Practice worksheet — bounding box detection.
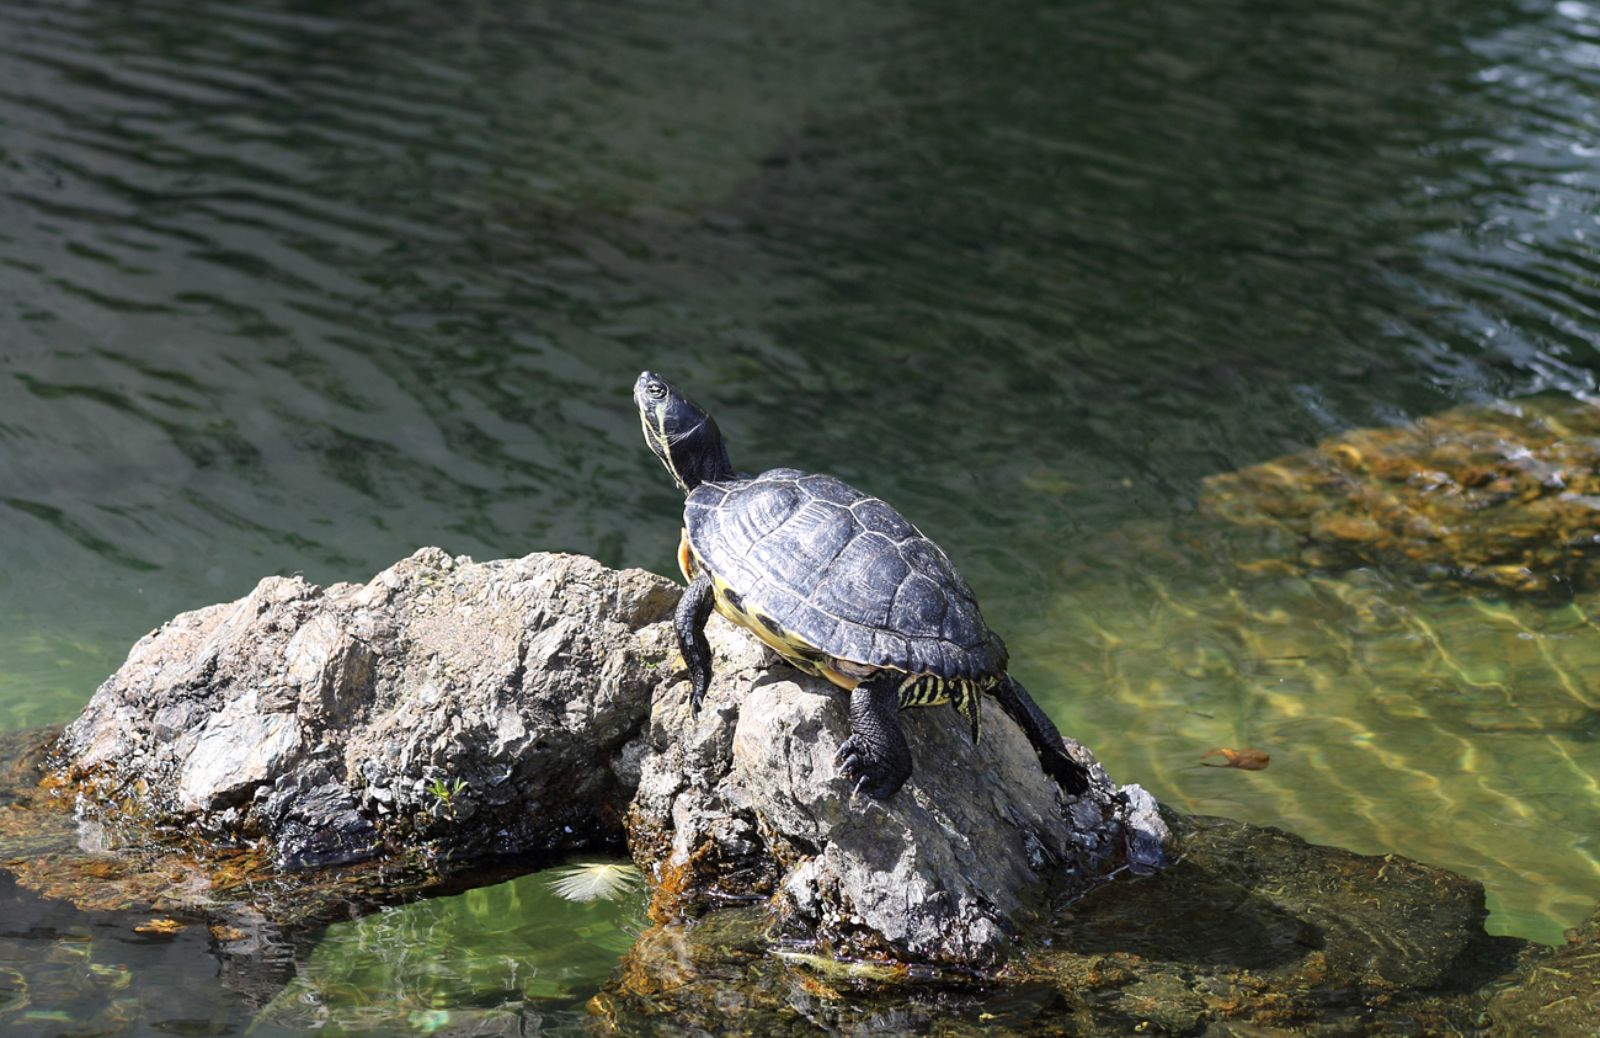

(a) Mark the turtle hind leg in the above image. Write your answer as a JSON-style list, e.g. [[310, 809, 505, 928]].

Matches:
[[992, 674, 1090, 795], [834, 672, 914, 801], [675, 572, 716, 714]]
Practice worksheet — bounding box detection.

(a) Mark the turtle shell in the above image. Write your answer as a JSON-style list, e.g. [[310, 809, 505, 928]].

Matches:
[[684, 468, 1007, 679]]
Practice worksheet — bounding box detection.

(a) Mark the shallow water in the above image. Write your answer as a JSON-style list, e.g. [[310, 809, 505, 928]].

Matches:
[[253, 866, 647, 1035], [3, 0, 1599, 1029]]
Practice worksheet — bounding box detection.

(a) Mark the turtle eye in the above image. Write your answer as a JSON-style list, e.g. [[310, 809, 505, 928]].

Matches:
[[646, 381, 666, 400]]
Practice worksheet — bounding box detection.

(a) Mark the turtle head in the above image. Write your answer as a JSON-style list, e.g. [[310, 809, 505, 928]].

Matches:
[[634, 371, 734, 494]]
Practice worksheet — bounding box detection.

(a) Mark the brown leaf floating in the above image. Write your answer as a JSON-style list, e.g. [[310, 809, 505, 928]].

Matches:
[[1200, 747, 1271, 770]]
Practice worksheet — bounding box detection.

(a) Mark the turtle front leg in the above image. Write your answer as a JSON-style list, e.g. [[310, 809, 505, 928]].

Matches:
[[676, 572, 716, 714], [834, 672, 914, 800]]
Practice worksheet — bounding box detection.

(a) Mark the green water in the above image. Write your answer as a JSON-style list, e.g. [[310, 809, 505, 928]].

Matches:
[[3, 0, 1599, 1029], [252, 866, 647, 1035]]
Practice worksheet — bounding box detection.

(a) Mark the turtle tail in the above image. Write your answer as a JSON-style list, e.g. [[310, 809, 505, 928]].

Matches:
[[991, 674, 1091, 796]]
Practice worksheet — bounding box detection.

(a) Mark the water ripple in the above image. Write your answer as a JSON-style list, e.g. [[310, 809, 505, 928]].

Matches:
[[1, 0, 1598, 956]]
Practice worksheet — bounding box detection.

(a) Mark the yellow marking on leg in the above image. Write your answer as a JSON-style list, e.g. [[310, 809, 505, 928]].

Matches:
[[897, 674, 955, 710], [951, 679, 983, 744]]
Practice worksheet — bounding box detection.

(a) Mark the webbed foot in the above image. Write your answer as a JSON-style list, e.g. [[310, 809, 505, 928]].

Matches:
[[835, 674, 914, 801], [834, 734, 913, 800]]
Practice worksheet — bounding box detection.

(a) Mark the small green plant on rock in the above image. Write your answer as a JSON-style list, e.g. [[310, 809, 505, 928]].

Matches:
[[426, 776, 469, 820]]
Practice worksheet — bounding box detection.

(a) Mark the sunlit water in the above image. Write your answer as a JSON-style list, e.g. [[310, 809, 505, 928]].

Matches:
[[3, 0, 1599, 1030]]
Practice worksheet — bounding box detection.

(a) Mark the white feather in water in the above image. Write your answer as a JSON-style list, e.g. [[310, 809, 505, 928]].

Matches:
[[547, 862, 644, 903]]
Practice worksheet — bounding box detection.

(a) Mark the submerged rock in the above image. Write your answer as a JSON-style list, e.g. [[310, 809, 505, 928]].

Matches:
[[58, 548, 680, 872], [1201, 395, 1600, 594], [1488, 902, 1600, 1036], [593, 815, 1544, 1037]]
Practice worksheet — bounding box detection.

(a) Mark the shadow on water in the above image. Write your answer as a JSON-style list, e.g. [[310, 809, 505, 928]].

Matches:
[[0, 869, 298, 1037], [0, 862, 650, 1038], [1050, 859, 1324, 971]]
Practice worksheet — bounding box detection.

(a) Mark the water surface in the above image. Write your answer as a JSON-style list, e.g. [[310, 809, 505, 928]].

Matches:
[[3, 0, 1599, 1030]]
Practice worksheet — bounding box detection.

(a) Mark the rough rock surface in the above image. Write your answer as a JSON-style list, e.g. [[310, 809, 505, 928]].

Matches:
[[50, 548, 1164, 969], [59, 548, 680, 870], [45, 544, 1169, 968], [7, 710, 1595, 1038], [626, 612, 1170, 967]]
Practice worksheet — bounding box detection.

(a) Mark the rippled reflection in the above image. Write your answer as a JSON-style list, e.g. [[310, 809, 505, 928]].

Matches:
[[2, 0, 1599, 1021]]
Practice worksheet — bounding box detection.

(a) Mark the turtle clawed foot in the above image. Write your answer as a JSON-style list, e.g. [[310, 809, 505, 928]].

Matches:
[[833, 735, 911, 802], [688, 679, 707, 716], [1047, 750, 1091, 796]]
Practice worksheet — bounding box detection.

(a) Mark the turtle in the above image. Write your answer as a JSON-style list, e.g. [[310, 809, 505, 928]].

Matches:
[[634, 371, 1091, 800]]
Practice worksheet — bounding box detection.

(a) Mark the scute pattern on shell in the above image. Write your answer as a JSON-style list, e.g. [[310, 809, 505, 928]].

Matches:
[[685, 468, 1007, 678]]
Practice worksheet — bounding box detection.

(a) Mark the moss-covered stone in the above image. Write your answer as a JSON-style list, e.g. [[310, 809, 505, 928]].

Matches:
[[1488, 903, 1600, 1036], [1201, 396, 1600, 594]]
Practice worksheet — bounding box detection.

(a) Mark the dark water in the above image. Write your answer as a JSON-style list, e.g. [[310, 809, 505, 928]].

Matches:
[[3, 0, 1599, 1031]]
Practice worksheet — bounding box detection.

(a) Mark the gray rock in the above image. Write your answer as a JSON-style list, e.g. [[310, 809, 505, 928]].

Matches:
[[177, 703, 302, 813], [57, 547, 1163, 966], [60, 548, 680, 870], [626, 612, 1170, 967]]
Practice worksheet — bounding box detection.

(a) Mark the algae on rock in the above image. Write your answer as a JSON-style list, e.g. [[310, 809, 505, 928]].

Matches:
[[1201, 395, 1600, 594]]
